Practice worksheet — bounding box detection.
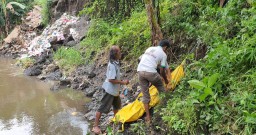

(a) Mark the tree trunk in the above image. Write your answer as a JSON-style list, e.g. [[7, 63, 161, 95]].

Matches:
[[122, 0, 125, 15], [219, 0, 225, 7], [115, 0, 119, 14], [156, 0, 160, 26], [144, 0, 163, 46]]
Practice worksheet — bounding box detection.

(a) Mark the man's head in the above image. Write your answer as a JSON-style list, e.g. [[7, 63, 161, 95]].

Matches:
[[158, 40, 171, 51], [109, 46, 121, 61]]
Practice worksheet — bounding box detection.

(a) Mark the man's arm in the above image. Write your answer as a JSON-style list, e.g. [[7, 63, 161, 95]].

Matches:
[[165, 61, 171, 82], [160, 54, 169, 84], [160, 67, 168, 84], [109, 79, 129, 85]]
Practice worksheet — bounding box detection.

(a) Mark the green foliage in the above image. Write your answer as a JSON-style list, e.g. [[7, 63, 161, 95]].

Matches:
[[130, 121, 147, 135], [158, 0, 256, 134], [34, 0, 51, 25], [80, 19, 111, 62], [106, 126, 113, 135], [0, 0, 34, 37], [53, 47, 84, 72], [161, 96, 197, 134], [80, 10, 150, 64], [188, 73, 219, 102], [8, 2, 26, 10], [79, 0, 148, 64], [79, 0, 144, 22], [0, 0, 29, 20], [109, 11, 150, 61]]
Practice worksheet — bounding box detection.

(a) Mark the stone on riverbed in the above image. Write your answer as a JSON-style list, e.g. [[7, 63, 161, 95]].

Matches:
[[24, 65, 42, 76]]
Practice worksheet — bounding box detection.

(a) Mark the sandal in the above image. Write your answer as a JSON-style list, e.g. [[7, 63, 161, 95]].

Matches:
[[92, 126, 102, 134]]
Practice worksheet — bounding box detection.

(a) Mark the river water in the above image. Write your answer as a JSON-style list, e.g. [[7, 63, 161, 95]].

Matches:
[[0, 58, 90, 135]]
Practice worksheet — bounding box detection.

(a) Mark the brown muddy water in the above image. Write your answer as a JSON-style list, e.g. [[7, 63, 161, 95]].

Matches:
[[0, 58, 90, 135]]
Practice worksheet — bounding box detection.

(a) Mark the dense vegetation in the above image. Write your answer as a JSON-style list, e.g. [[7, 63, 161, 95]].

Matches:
[[0, 0, 35, 38], [79, 0, 149, 64], [158, 1, 256, 134], [0, 0, 50, 41], [79, 0, 256, 134]]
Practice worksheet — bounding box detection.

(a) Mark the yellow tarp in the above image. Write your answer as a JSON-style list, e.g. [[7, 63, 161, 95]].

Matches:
[[113, 85, 160, 122], [113, 60, 185, 131], [167, 60, 185, 90]]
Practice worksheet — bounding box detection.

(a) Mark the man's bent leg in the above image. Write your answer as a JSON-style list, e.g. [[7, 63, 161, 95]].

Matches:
[[150, 73, 166, 92], [113, 96, 121, 116], [144, 103, 151, 123], [138, 71, 151, 122], [94, 111, 102, 127], [93, 91, 113, 134]]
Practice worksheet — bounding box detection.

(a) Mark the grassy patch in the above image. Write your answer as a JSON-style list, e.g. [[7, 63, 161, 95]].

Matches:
[[80, 19, 112, 63], [53, 47, 84, 73], [16, 57, 35, 68]]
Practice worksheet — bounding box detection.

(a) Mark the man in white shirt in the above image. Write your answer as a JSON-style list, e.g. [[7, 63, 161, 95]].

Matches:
[[137, 39, 171, 123]]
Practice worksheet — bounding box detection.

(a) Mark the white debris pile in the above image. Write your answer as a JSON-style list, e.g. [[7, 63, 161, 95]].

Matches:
[[27, 13, 80, 56], [27, 36, 51, 56], [1, 8, 90, 58], [42, 13, 80, 41]]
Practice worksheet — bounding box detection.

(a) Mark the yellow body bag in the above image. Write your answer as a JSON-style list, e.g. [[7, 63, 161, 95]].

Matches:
[[113, 85, 160, 131], [112, 60, 185, 132]]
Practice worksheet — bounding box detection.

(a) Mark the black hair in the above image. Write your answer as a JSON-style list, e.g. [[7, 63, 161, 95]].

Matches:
[[158, 40, 171, 48], [109, 46, 119, 63]]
